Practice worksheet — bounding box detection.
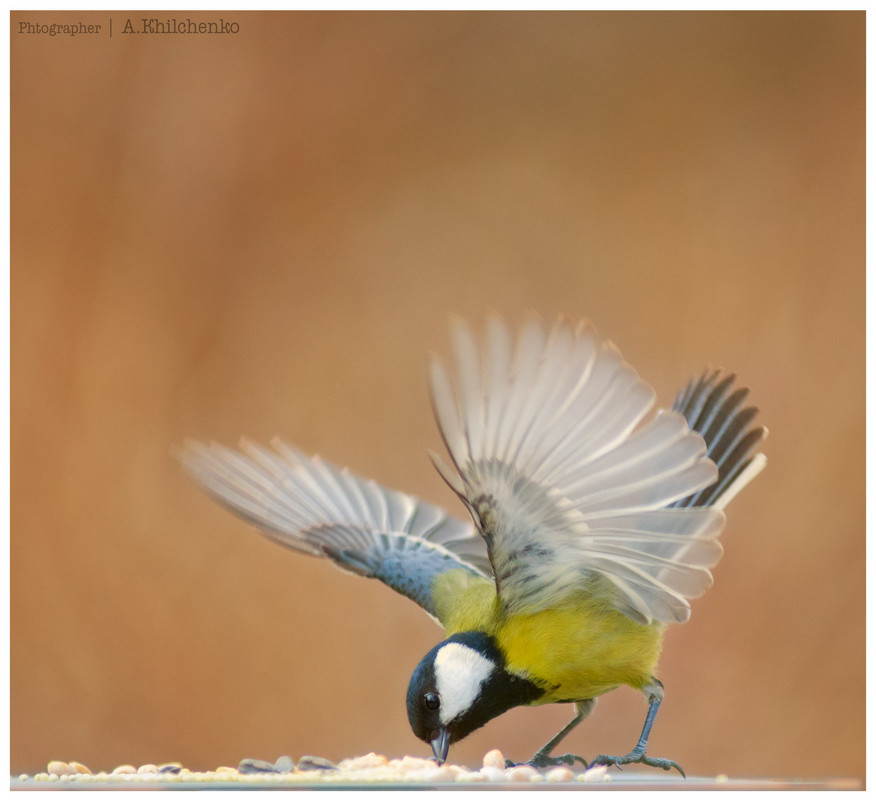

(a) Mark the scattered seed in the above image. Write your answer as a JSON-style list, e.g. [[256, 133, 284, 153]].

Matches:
[[505, 764, 539, 783], [339, 752, 388, 770], [427, 765, 460, 782], [545, 765, 575, 783], [455, 770, 488, 782], [238, 758, 277, 774], [481, 748, 505, 770], [579, 764, 610, 782], [25, 751, 633, 784], [480, 765, 506, 782], [390, 754, 436, 774], [296, 755, 337, 771], [274, 755, 295, 773]]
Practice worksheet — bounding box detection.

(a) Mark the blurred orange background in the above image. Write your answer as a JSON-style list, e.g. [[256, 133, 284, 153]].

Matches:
[[11, 11, 864, 781]]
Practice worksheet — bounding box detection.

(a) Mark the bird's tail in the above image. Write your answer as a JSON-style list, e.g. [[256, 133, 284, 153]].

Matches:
[[670, 370, 767, 510]]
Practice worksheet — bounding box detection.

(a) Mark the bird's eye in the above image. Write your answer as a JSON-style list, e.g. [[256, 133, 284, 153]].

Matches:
[[424, 692, 440, 711]]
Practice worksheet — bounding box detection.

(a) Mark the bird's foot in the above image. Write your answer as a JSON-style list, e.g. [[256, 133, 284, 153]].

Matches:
[[505, 751, 587, 769], [590, 749, 685, 778]]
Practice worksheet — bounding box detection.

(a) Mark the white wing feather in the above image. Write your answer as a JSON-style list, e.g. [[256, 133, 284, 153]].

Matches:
[[430, 316, 725, 625], [179, 439, 492, 620], [184, 316, 763, 629]]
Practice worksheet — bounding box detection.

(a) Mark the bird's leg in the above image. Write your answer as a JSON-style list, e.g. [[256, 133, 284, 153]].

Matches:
[[508, 698, 595, 768], [590, 678, 685, 777]]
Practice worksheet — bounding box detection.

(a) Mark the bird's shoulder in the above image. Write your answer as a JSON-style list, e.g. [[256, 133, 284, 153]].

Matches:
[[432, 569, 499, 636]]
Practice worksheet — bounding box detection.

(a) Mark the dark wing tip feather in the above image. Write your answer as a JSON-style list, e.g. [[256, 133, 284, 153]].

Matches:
[[672, 370, 766, 509]]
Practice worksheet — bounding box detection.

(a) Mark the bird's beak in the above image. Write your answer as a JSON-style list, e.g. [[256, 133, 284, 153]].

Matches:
[[430, 727, 451, 764]]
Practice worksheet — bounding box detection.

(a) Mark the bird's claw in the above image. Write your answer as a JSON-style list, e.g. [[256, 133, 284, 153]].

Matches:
[[591, 751, 685, 778]]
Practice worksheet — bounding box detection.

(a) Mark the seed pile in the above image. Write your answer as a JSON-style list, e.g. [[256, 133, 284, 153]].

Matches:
[[18, 749, 612, 785]]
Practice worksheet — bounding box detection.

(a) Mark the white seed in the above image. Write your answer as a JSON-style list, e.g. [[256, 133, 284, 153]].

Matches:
[[69, 761, 92, 775], [455, 770, 488, 782], [545, 766, 575, 783], [47, 761, 72, 776], [505, 764, 538, 782], [112, 764, 137, 774], [398, 755, 435, 772], [339, 752, 388, 770], [137, 764, 158, 775], [482, 748, 505, 770], [422, 764, 457, 782], [579, 764, 609, 782], [479, 765, 506, 782]]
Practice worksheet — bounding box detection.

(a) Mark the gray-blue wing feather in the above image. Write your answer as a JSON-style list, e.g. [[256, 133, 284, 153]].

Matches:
[[179, 439, 490, 622], [309, 525, 484, 613]]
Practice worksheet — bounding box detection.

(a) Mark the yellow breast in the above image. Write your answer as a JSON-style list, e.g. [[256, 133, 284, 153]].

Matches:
[[432, 569, 665, 703], [496, 600, 665, 702]]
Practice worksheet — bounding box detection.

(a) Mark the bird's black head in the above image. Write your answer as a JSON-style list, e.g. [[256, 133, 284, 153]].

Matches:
[[406, 631, 544, 763]]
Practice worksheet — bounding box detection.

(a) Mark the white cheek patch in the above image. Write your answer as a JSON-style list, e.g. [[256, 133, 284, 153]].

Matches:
[[433, 642, 494, 726]]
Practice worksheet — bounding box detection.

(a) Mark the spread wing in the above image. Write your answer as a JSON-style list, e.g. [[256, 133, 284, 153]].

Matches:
[[429, 316, 759, 625], [179, 439, 491, 623]]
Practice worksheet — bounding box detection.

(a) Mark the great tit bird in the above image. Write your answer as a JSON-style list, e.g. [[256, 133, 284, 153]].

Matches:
[[180, 316, 766, 774]]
